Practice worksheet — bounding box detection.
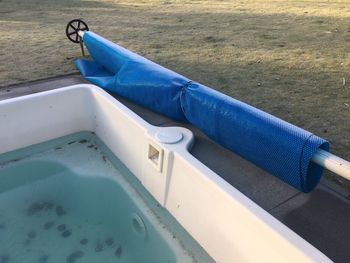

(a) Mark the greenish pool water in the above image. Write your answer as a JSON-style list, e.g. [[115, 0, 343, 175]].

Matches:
[[0, 132, 214, 263]]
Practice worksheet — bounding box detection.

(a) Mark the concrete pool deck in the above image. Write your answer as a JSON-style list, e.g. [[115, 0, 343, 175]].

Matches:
[[1, 75, 349, 262]]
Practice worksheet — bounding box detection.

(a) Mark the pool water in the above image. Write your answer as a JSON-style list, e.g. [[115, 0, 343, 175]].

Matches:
[[0, 132, 213, 263]]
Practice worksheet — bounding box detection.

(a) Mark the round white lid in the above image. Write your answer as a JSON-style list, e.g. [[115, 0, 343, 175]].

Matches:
[[155, 129, 183, 144]]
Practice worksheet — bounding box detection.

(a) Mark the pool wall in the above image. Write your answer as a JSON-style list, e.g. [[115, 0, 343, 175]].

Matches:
[[0, 84, 331, 262]]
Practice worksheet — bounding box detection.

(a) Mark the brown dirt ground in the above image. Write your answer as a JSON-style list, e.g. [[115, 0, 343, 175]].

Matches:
[[0, 0, 349, 186]]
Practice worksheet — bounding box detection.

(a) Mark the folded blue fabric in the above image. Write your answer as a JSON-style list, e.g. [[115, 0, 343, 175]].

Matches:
[[76, 32, 189, 122], [76, 31, 329, 192]]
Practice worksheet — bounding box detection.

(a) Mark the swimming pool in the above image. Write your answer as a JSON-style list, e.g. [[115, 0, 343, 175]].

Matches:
[[0, 132, 212, 262], [0, 84, 332, 262]]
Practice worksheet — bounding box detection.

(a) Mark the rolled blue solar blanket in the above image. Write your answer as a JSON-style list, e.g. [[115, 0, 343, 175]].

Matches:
[[76, 32, 329, 192], [181, 82, 329, 192]]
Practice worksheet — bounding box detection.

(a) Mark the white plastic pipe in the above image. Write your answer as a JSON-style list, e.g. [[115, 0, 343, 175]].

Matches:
[[78, 30, 85, 38], [76, 30, 350, 182], [312, 149, 350, 181]]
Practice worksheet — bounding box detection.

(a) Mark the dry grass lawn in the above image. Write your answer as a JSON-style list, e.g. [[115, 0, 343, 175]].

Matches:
[[1, 0, 349, 185]]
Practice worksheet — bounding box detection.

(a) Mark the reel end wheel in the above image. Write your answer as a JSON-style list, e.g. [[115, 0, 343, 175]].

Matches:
[[66, 19, 89, 56], [66, 19, 89, 43]]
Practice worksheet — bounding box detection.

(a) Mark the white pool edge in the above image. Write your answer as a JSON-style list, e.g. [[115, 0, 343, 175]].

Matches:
[[0, 84, 332, 263]]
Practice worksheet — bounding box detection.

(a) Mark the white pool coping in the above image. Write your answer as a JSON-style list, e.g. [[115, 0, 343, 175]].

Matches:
[[0, 84, 332, 262]]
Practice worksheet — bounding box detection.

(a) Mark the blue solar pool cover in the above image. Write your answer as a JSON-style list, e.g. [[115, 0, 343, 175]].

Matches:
[[76, 32, 329, 192]]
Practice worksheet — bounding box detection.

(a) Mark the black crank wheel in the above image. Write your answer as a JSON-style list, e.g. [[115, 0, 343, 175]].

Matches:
[[66, 19, 89, 43]]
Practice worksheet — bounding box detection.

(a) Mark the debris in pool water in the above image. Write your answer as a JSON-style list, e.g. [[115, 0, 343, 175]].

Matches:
[[57, 224, 66, 232], [80, 238, 88, 245], [43, 221, 55, 230], [43, 201, 54, 210], [26, 201, 54, 215], [95, 241, 104, 252], [0, 255, 10, 263], [27, 231, 37, 239], [62, 230, 72, 238], [68, 141, 76, 145], [55, 147, 62, 150], [38, 255, 49, 263], [94, 147, 98, 150], [55, 205, 66, 216], [79, 139, 88, 144], [66, 251, 84, 263], [87, 144, 94, 148], [102, 156, 107, 162], [104, 237, 114, 247], [23, 239, 31, 246], [115, 245, 122, 258]]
